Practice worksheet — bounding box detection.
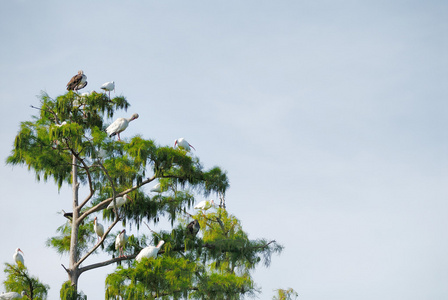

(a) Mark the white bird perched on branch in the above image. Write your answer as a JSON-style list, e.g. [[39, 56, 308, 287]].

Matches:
[[0, 291, 27, 299], [174, 138, 195, 152], [107, 194, 130, 210], [115, 229, 127, 258], [94, 217, 104, 243], [106, 114, 139, 141], [136, 240, 165, 262], [55, 121, 67, 127], [194, 200, 216, 211], [150, 183, 162, 193], [67, 70, 87, 91], [101, 81, 115, 98], [13, 248, 24, 266]]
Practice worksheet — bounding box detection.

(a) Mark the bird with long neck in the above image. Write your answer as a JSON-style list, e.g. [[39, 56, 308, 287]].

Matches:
[[135, 240, 165, 262], [101, 81, 115, 99], [174, 138, 196, 152], [13, 248, 24, 266], [106, 194, 130, 210], [106, 114, 139, 141], [115, 229, 127, 258], [94, 217, 104, 244], [194, 199, 215, 210]]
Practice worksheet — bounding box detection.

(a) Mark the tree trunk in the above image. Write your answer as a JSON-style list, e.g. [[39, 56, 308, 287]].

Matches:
[[68, 155, 80, 290]]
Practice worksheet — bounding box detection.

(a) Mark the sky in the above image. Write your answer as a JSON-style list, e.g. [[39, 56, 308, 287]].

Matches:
[[0, 0, 447, 299]]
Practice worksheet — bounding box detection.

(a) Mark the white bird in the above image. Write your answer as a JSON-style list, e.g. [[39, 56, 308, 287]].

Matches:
[[107, 194, 130, 210], [101, 81, 115, 98], [174, 138, 196, 152], [67, 70, 87, 91], [55, 121, 67, 127], [194, 200, 216, 210], [13, 248, 24, 266], [150, 183, 162, 193], [106, 114, 139, 141], [80, 90, 95, 97], [136, 240, 165, 262], [94, 217, 104, 243], [0, 291, 27, 299], [115, 229, 127, 257]]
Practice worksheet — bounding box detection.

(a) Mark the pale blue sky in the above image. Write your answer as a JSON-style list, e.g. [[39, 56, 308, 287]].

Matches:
[[1, 1, 447, 299]]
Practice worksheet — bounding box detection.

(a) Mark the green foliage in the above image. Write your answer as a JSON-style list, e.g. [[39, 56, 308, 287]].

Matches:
[[7, 91, 130, 189], [105, 210, 283, 299], [46, 217, 95, 256], [3, 263, 49, 300], [7, 89, 283, 299], [272, 288, 299, 300], [106, 256, 196, 299], [60, 281, 86, 300]]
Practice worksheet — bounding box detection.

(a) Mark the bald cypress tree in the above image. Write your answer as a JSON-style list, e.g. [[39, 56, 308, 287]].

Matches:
[[2, 263, 49, 299], [7, 88, 282, 299]]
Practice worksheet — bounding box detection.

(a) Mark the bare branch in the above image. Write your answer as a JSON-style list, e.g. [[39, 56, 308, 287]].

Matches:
[[76, 159, 95, 211], [143, 222, 162, 241], [77, 161, 119, 223], [75, 217, 121, 268], [79, 175, 156, 219], [78, 254, 138, 275], [30, 105, 60, 124], [61, 264, 69, 274]]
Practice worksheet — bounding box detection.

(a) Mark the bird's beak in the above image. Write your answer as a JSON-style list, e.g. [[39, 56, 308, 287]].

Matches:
[[189, 144, 196, 151], [19, 249, 24, 254], [174, 141, 178, 147]]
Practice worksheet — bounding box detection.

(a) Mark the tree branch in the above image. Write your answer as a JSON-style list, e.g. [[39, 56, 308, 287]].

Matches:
[[30, 105, 59, 124], [77, 160, 120, 223], [75, 154, 95, 211], [78, 254, 138, 275], [154, 240, 278, 256], [75, 217, 121, 268], [79, 175, 157, 219], [61, 263, 69, 274]]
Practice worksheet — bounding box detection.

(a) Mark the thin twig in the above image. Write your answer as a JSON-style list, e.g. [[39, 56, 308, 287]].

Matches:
[[30, 105, 59, 124]]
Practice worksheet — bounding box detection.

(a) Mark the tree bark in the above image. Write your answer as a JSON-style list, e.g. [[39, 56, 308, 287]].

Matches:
[[68, 155, 80, 290]]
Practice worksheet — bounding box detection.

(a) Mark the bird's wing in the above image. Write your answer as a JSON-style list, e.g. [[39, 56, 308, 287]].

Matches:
[[106, 118, 127, 136], [115, 235, 121, 248], [107, 197, 124, 209], [0, 292, 19, 299], [67, 74, 82, 90], [96, 224, 104, 236], [75, 81, 88, 90], [101, 82, 114, 90], [107, 197, 122, 209], [194, 201, 206, 209]]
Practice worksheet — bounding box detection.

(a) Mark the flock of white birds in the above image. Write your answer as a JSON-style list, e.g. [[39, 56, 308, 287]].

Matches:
[[3, 70, 219, 298]]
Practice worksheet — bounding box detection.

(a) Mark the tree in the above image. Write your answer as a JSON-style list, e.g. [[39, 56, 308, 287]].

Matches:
[[272, 288, 298, 300], [2, 263, 49, 299], [7, 88, 283, 298]]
